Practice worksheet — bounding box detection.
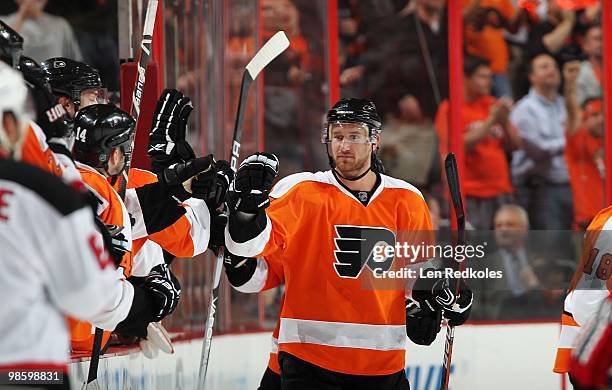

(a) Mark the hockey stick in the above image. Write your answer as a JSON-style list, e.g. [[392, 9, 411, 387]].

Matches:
[[197, 31, 289, 390], [85, 2, 159, 389], [117, 0, 159, 200], [439, 153, 465, 390]]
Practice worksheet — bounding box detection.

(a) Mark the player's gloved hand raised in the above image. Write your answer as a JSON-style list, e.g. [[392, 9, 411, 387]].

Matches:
[[192, 159, 234, 210], [412, 269, 473, 326], [148, 89, 195, 172], [405, 298, 442, 345], [142, 263, 182, 322], [157, 155, 214, 201], [228, 152, 279, 214]]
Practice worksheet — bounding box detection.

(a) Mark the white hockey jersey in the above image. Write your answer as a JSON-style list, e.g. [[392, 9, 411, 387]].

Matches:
[[0, 160, 133, 369]]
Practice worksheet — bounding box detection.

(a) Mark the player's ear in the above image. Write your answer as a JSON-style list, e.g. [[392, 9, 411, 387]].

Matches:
[[109, 147, 121, 165], [372, 134, 381, 152]]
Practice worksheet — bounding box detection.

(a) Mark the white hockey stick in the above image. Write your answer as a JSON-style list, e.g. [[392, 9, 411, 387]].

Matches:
[[197, 31, 289, 390], [117, 0, 158, 200]]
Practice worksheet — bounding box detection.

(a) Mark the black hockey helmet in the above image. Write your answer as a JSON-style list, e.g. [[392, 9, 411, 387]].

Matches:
[[322, 98, 385, 175], [322, 98, 382, 144], [0, 20, 23, 68], [72, 104, 135, 169], [18, 55, 72, 138], [40, 57, 107, 108]]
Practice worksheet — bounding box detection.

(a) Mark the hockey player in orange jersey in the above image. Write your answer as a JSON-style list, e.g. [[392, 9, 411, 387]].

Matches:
[[554, 205, 612, 386], [70, 103, 224, 353], [225, 98, 473, 389], [0, 62, 182, 379]]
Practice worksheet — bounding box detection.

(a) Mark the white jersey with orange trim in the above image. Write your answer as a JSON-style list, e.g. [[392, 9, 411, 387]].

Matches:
[[554, 206, 612, 373], [0, 160, 133, 369], [226, 170, 433, 376]]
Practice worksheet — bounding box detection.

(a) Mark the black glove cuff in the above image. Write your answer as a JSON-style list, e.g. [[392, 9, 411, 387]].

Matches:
[[228, 209, 268, 244], [223, 253, 258, 287], [114, 285, 155, 338]]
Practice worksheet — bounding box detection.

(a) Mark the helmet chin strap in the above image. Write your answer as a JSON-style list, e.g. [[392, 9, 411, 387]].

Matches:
[[328, 144, 376, 182]]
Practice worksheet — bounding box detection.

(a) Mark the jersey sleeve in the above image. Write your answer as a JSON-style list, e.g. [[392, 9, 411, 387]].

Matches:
[[20, 122, 63, 177], [225, 174, 308, 258], [230, 254, 285, 293], [85, 174, 134, 277], [44, 202, 134, 331], [125, 175, 211, 258]]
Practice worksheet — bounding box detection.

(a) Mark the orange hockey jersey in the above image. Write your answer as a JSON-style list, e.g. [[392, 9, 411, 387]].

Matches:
[[226, 170, 433, 375], [122, 168, 210, 271], [70, 162, 134, 352], [554, 205, 612, 373]]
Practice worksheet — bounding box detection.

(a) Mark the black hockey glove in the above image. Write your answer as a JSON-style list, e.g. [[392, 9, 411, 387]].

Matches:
[[157, 155, 214, 201], [412, 269, 473, 326], [19, 56, 72, 139], [105, 224, 130, 267], [148, 89, 195, 172], [405, 298, 442, 345], [208, 210, 228, 255], [228, 152, 279, 214], [91, 214, 128, 268], [192, 159, 234, 209], [223, 251, 258, 288], [142, 263, 182, 322]]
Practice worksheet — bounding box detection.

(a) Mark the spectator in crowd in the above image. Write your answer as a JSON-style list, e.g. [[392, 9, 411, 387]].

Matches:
[[475, 204, 541, 319], [1, 0, 82, 62], [525, 0, 576, 55], [342, 0, 448, 121], [510, 52, 573, 230], [262, 0, 310, 176], [435, 56, 521, 230], [565, 96, 604, 230], [576, 23, 602, 105], [462, 0, 525, 97], [512, 0, 577, 99]]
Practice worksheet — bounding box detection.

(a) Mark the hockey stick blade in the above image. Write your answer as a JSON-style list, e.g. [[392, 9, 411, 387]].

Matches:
[[245, 31, 290, 80], [444, 153, 465, 232], [230, 31, 289, 172]]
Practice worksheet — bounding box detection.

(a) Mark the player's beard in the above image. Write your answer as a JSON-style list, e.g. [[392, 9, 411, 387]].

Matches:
[[334, 151, 371, 180]]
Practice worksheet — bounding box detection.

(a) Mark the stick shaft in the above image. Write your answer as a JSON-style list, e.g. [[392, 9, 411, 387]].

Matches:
[[440, 153, 465, 390], [117, 0, 159, 199]]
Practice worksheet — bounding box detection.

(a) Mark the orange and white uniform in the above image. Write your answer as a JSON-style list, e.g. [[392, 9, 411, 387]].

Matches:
[[227, 254, 284, 374], [70, 161, 133, 352], [554, 205, 612, 373], [20, 121, 83, 185], [122, 168, 211, 276], [226, 170, 433, 375]]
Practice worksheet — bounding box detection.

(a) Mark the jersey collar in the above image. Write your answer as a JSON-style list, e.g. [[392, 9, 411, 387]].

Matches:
[[327, 170, 384, 207]]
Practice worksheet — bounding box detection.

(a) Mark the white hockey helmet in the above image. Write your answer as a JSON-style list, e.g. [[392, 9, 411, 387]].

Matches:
[[0, 61, 29, 159]]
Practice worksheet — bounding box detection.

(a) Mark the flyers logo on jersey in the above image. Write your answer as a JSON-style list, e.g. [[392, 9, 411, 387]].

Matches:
[[333, 225, 396, 278]]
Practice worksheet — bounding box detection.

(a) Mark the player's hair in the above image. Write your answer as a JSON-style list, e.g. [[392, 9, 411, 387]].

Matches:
[[463, 55, 490, 77]]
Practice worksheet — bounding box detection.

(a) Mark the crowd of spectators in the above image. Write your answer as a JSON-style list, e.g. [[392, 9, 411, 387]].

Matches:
[[2, 0, 604, 325], [339, 0, 604, 233], [338, 0, 604, 320]]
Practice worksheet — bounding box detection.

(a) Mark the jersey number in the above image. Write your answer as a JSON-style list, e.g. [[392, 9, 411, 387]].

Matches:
[[584, 248, 612, 281], [76, 126, 87, 143], [0, 189, 13, 222]]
